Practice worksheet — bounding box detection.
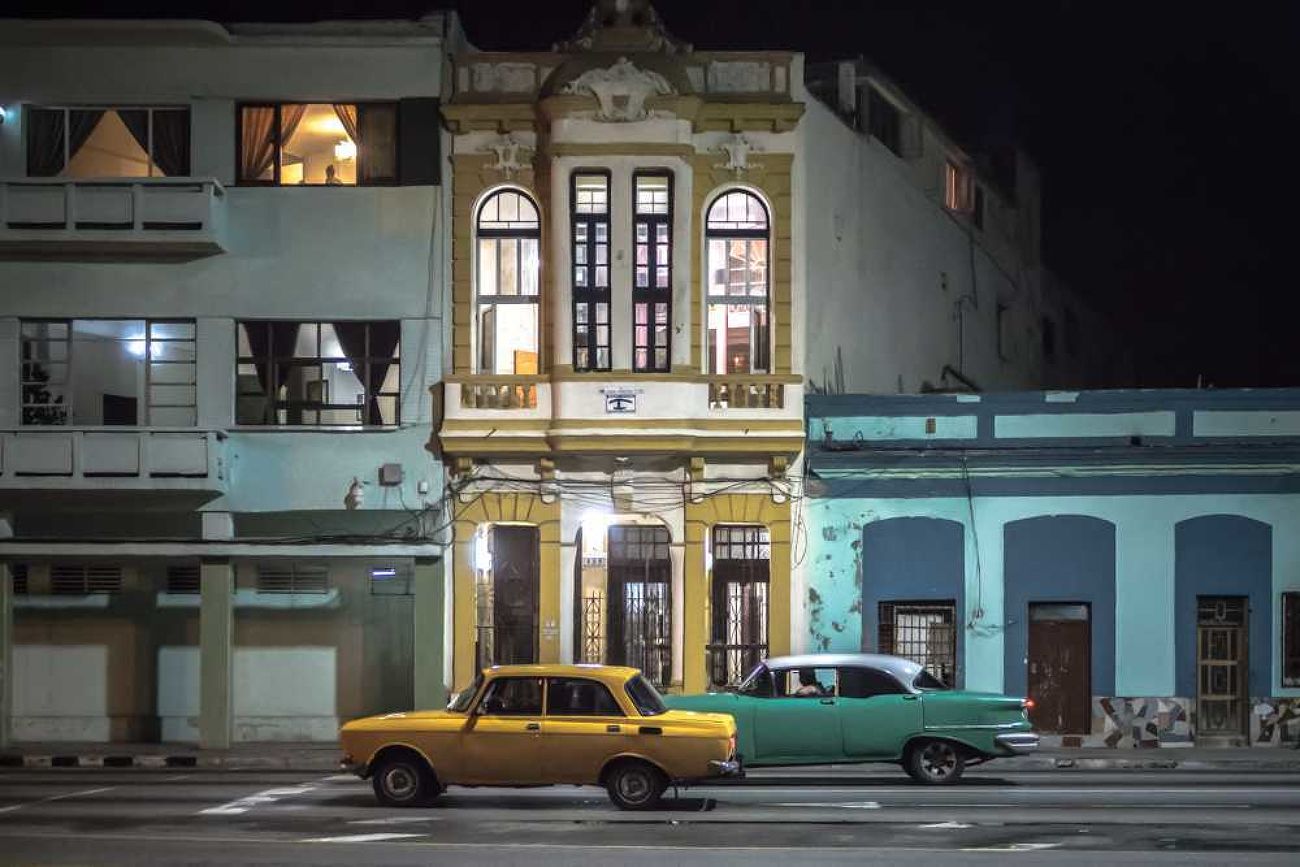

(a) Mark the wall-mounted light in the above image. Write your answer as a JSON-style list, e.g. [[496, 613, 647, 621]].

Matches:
[[0, 106, 8, 125], [334, 139, 356, 161]]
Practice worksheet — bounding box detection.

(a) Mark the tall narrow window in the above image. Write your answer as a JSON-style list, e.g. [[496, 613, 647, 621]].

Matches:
[[633, 172, 672, 372], [709, 525, 770, 688], [706, 190, 770, 375], [571, 172, 610, 371], [476, 189, 541, 375]]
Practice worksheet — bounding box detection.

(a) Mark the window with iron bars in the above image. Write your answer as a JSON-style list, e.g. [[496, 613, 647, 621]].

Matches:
[[606, 526, 672, 687], [572, 171, 611, 371], [878, 600, 958, 687], [256, 563, 329, 594], [51, 563, 123, 595], [633, 171, 672, 372], [709, 526, 770, 688]]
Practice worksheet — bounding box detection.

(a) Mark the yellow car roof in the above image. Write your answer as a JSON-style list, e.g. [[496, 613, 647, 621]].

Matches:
[[482, 663, 642, 681]]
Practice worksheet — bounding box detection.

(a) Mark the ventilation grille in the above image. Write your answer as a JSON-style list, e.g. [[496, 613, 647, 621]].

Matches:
[[51, 563, 123, 595], [11, 564, 28, 595], [166, 564, 201, 595], [257, 563, 329, 595]]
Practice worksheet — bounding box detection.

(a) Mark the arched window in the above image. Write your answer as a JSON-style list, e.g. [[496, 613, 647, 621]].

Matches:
[[476, 189, 540, 374], [705, 190, 769, 374]]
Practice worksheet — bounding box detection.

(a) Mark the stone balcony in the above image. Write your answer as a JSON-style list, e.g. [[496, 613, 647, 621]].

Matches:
[[0, 177, 228, 260], [0, 428, 227, 500], [439, 373, 804, 459]]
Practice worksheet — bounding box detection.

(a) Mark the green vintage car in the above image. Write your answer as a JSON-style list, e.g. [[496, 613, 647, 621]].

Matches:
[[665, 653, 1038, 784]]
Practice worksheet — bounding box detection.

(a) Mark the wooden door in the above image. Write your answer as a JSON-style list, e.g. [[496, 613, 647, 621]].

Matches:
[[1027, 603, 1091, 733], [488, 525, 539, 666]]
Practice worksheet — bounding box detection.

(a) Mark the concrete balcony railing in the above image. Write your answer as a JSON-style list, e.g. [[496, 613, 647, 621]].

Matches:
[[706, 376, 790, 410], [454, 375, 546, 410], [0, 428, 227, 494], [0, 177, 228, 260]]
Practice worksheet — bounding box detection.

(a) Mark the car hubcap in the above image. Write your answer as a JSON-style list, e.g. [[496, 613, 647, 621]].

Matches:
[[921, 743, 958, 779], [383, 765, 417, 800], [617, 770, 651, 803]]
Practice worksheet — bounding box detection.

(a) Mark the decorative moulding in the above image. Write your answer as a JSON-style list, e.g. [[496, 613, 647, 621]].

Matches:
[[559, 57, 675, 122], [481, 133, 534, 178]]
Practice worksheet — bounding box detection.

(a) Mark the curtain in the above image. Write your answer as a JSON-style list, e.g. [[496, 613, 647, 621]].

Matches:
[[358, 103, 398, 183], [279, 104, 307, 153], [118, 109, 150, 160], [151, 110, 191, 177], [243, 322, 302, 424], [334, 321, 400, 425], [25, 108, 65, 177], [239, 106, 277, 181], [67, 109, 105, 166], [332, 104, 359, 144]]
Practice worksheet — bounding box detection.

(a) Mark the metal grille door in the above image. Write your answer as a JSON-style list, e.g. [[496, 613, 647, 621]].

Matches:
[[1197, 596, 1247, 737], [709, 526, 770, 687], [607, 526, 672, 687], [475, 525, 540, 669]]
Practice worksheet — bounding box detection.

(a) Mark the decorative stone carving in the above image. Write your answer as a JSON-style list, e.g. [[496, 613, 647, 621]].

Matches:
[[706, 61, 772, 94], [560, 57, 675, 122], [482, 134, 533, 178], [471, 62, 538, 95], [557, 0, 690, 54], [714, 132, 759, 175]]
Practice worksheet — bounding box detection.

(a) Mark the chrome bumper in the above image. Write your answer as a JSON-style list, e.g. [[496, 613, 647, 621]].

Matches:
[[708, 758, 744, 777], [995, 732, 1041, 755]]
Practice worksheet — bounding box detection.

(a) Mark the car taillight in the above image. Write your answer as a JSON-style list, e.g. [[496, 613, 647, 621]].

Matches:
[[1022, 698, 1035, 710]]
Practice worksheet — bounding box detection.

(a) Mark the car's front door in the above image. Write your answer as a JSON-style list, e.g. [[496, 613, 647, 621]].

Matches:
[[541, 676, 631, 784], [751, 666, 842, 761], [837, 666, 922, 758], [459, 676, 546, 784]]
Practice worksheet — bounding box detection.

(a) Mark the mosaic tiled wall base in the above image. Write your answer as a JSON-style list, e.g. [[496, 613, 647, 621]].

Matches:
[[1251, 698, 1300, 747], [1094, 696, 1193, 747]]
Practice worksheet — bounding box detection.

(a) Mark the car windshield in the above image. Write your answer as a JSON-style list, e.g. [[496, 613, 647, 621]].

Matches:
[[624, 674, 668, 716], [736, 663, 771, 696], [447, 673, 484, 712], [913, 669, 950, 690]]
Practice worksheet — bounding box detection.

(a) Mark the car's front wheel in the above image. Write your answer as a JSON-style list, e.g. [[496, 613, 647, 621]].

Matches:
[[372, 752, 439, 807], [605, 760, 667, 810], [904, 739, 966, 785]]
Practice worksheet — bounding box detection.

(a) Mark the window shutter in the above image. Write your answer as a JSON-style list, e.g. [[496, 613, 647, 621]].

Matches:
[[257, 563, 329, 594], [398, 97, 442, 186], [166, 564, 201, 595], [51, 563, 123, 595]]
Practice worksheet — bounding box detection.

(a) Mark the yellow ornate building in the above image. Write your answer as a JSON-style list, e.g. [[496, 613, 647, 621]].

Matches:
[[438, 1, 805, 693]]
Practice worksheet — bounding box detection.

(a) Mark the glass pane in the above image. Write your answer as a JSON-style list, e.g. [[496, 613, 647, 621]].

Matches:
[[149, 363, 193, 384], [150, 321, 195, 340], [150, 385, 196, 407], [151, 406, 196, 426], [478, 239, 499, 296], [293, 323, 319, 357], [237, 323, 255, 357], [520, 239, 540, 295], [574, 173, 608, 214], [64, 110, 150, 179], [479, 303, 539, 374], [500, 238, 518, 295]]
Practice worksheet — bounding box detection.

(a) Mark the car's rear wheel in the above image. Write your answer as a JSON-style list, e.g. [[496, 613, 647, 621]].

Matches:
[[605, 760, 667, 810], [904, 739, 966, 785], [371, 752, 439, 807]]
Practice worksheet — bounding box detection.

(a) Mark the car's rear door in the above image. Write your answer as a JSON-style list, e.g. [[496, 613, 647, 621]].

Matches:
[[837, 666, 922, 759], [459, 676, 546, 784], [540, 676, 632, 784], [751, 666, 843, 761]]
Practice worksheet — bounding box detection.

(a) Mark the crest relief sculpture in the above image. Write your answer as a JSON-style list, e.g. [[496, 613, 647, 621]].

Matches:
[[559, 56, 676, 122]]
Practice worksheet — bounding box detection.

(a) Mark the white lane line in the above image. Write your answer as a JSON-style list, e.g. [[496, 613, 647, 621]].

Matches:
[[0, 786, 117, 815], [305, 833, 427, 843], [963, 843, 1061, 852], [765, 801, 881, 809], [349, 817, 438, 826], [320, 774, 357, 782], [920, 821, 974, 829], [198, 784, 317, 816]]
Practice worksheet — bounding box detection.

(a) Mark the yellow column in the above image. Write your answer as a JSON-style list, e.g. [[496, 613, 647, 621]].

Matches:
[[768, 512, 792, 658], [451, 517, 477, 692], [683, 515, 710, 694]]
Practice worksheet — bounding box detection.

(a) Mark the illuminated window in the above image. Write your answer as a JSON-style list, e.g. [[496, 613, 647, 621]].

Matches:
[[571, 172, 611, 371], [706, 190, 770, 375], [476, 189, 541, 375], [944, 161, 968, 212], [633, 172, 672, 372], [25, 106, 190, 178], [236, 102, 396, 186]]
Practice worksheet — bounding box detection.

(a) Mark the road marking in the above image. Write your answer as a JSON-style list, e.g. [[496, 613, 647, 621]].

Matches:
[[198, 784, 316, 816], [349, 816, 438, 826], [0, 785, 117, 815], [321, 774, 356, 782], [921, 821, 973, 829], [963, 842, 1061, 852], [765, 801, 881, 809], [305, 833, 427, 843]]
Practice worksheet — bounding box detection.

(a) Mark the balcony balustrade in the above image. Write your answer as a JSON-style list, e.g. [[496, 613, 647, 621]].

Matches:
[[0, 428, 227, 493], [0, 177, 228, 259], [706, 377, 786, 410]]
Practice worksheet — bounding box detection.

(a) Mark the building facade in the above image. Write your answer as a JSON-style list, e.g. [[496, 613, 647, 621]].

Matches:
[[804, 390, 1300, 747], [0, 15, 453, 747], [436, 0, 1112, 697]]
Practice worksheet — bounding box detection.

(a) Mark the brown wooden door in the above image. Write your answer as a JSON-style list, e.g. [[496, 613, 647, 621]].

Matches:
[[1027, 603, 1091, 733], [487, 525, 539, 666]]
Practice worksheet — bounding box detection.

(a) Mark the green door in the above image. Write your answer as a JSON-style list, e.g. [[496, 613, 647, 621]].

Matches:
[[837, 666, 923, 758], [752, 666, 841, 761]]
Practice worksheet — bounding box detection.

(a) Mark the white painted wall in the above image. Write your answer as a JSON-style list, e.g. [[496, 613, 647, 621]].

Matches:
[[13, 644, 110, 741]]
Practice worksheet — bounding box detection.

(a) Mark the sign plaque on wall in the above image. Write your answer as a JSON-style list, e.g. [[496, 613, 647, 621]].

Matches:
[[602, 387, 641, 415]]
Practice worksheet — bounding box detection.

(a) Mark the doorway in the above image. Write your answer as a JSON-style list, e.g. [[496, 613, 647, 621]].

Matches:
[[1027, 602, 1091, 733], [708, 526, 770, 688], [607, 526, 672, 687], [475, 525, 539, 669], [1196, 596, 1248, 738]]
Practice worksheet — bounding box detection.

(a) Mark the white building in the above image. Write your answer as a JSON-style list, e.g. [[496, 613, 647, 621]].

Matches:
[[0, 14, 454, 746]]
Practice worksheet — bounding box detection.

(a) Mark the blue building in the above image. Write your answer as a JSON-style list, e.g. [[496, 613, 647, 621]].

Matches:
[[802, 390, 1300, 747]]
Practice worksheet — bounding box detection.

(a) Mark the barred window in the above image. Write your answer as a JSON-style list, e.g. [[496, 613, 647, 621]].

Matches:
[[571, 172, 611, 371], [256, 563, 329, 594], [633, 172, 672, 372], [878, 600, 957, 687], [1284, 592, 1300, 688], [51, 563, 123, 595], [166, 564, 200, 595]]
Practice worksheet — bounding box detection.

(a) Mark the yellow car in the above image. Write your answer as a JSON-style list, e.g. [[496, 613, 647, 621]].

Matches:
[[340, 664, 741, 810]]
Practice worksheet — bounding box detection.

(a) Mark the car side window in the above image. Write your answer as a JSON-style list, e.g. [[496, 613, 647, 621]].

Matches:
[[545, 677, 624, 716], [737, 665, 775, 697], [838, 666, 908, 699], [778, 667, 836, 698], [477, 677, 543, 716]]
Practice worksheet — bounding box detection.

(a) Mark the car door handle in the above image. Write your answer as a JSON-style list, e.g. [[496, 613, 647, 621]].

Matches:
[[606, 724, 621, 733], [525, 722, 540, 731], [902, 694, 918, 701], [820, 698, 836, 705]]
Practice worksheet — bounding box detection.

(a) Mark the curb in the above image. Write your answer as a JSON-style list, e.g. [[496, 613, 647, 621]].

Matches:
[[0, 754, 340, 771]]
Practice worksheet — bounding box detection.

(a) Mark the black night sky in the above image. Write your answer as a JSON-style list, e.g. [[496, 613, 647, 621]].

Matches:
[[13, 1, 1299, 388]]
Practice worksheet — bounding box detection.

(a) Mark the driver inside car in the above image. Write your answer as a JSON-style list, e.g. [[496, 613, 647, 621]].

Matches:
[[793, 668, 824, 696]]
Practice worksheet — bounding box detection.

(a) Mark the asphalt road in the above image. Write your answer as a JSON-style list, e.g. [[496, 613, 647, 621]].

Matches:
[[2, 767, 1299, 865]]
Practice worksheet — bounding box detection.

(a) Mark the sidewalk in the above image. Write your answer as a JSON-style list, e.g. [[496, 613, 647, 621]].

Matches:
[[3, 742, 1299, 773]]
